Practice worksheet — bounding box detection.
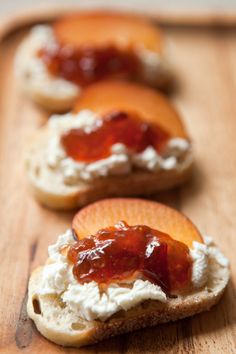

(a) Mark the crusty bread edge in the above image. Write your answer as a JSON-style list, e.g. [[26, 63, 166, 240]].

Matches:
[[27, 166, 192, 211], [27, 252, 229, 347], [22, 84, 78, 113]]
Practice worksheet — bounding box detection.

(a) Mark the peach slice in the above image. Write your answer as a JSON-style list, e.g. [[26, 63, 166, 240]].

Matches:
[[74, 81, 188, 138], [53, 11, 163, 53], [72, 198, 203, 248]]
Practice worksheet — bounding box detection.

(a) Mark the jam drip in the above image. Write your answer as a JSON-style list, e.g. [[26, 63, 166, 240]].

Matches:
[[61, 111, 170, 163], [68, 222, 192, 292], [38, 44, 140, 86]]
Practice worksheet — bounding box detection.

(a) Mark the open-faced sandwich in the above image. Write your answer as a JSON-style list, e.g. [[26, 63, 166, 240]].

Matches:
[[27, 198, 229, 347], [25, 81, 193, 210], [15, 11, 172, 111]]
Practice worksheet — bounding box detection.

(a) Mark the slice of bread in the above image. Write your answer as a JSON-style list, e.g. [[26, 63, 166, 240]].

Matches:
[[15, 12, 172, 112], [25, 127, 193, 210], [27, 248, 229, 347], [25, 81, 192, 210], [27, 199, 229, 347]]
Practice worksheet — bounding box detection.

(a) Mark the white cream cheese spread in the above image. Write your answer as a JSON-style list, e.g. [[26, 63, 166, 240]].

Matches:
[[46, 109, 192, 184], [35, 229, 228, 322], [15, 25, 79, 100], [62, 279, 167, 321], [190, 241, 209, 288]]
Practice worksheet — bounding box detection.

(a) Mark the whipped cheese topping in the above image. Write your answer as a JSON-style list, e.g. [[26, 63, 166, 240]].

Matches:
[[190, 241, 209, 288], [62, 279, 166, 321], [35, 229, 228, 322], [204, 236, 229, 267], [46, 110, 192, 184], [39, 230, 75, 295], [15, 25, 79, 99]]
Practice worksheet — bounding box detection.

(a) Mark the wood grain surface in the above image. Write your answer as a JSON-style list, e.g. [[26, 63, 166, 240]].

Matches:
[[0, 15, 236, 354]]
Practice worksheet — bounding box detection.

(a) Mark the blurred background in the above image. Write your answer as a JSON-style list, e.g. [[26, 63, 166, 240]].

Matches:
[[1, 0, 236, 19]]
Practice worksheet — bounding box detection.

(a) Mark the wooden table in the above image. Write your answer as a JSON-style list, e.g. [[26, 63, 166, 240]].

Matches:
[[0, 11, 235, 354]]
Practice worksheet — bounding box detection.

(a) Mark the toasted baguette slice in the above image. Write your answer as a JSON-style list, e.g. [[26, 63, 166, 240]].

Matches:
[[25, 127, 192, 210], [15, 12, 172, 112], [27, 199, 229, 347], [25, 82, 192, 210], [27, 248, 229, 347]]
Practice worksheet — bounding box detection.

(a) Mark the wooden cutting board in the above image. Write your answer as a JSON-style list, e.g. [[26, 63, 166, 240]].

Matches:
[[0, 10, 236, 354]]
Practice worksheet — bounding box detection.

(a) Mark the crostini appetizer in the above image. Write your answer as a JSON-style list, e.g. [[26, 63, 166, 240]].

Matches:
[[27, 198, 229, 347], [15, 11, 172, 111], [25, 81, 193, 210]]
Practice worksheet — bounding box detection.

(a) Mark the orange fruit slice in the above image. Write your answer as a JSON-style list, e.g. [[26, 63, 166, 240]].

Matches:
[[53, 11, 163, 53], [74, 81, 188, 138], [72, 198, 203, 248]]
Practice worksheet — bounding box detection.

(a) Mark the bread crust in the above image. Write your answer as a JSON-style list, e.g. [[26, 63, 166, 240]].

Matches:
[[25, 128, 193, 210], [23, 86, 78, 113], [27, 250, 229, 347]]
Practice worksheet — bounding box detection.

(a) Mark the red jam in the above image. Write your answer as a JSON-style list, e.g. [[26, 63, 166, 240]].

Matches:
[[68, 221, 192, 292], [61, 111, 170, 163], [38, 45, 140, 86]]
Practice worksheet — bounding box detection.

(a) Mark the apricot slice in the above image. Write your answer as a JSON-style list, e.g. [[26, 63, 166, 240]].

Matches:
[[53, 12, 163, 53], [72, 198, 203, 248], [74, 81, 188, 138]]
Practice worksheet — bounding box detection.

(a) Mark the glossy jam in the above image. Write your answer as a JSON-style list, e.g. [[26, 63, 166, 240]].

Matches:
[[68, 221, 192, 292], [61, 111, 170, 163], [38, 44, 140, 86]]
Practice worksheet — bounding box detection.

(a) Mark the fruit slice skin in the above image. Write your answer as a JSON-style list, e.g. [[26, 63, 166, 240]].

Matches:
[[74, 81, 188, 139], [72, 198, 203, 248], [53, 11, 163, 53]]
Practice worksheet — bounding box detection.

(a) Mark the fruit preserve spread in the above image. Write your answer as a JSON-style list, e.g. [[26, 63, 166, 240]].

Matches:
[[61, 111, 170, 163], [38, 45, 140, 86], [68, 221, 192, 292]]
